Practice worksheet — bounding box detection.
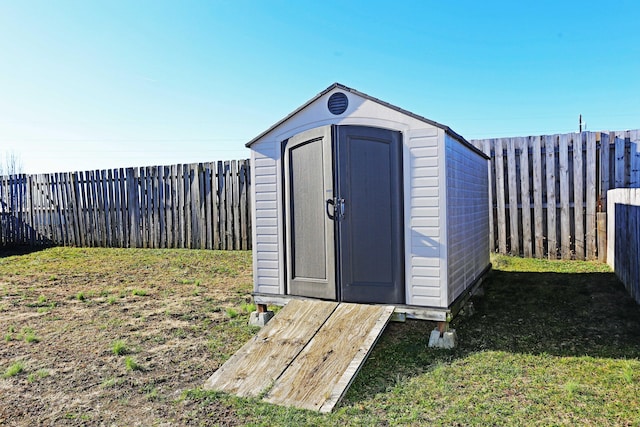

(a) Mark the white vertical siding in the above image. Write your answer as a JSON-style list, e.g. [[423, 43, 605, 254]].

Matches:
[[251, 141, 281, 295], [445, 135, 490, 305], [406, 129, 447, 307]]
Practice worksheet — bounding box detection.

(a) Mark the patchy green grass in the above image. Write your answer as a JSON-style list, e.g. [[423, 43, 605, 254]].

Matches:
[[124, 356, 141, 371], [184, 254, 640, 426], [225, 307, 239, 319], [1, 248, 638, 425], [111, 340, 129, 356], [4, 361, 25, 378], [131, 289, 148, 297], [27, 369, 50, 383]]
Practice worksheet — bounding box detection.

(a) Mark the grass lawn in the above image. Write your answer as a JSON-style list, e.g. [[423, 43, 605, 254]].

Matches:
[[1, 248, 639, 426]]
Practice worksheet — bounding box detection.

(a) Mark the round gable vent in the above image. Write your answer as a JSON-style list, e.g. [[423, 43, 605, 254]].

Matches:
[[327, 92, 348, 115]]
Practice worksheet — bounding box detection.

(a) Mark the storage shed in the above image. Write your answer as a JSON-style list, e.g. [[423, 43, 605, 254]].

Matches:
[[248, 83, 490, 323]]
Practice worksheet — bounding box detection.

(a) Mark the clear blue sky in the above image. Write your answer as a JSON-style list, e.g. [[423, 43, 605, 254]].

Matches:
[[1, 0, 638, 174]]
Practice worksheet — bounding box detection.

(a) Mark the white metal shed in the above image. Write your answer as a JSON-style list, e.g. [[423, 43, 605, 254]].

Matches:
[[247, 83, 490, 322]]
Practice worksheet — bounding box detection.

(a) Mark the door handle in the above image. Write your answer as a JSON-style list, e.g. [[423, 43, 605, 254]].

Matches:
[[338, 198, 345, 219], [326, 198, 336, 220]]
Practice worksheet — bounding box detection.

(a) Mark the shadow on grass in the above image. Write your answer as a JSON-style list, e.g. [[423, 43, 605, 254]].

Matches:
[[346, 267, 640, 402], [0, 244, 52, 258]]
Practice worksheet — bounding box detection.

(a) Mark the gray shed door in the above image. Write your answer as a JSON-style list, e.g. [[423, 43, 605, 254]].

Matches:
[[284, 126, 336, 299], [336, 126, 404, 304], [284, 125, 403, 304]]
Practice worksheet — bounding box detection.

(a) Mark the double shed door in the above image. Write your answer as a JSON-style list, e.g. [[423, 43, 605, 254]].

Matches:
[[284, 125, 404, 304]]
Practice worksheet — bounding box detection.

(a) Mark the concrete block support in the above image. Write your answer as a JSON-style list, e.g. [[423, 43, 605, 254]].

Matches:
[[428, 329, 458, 349], [249, 311, 274, 327]]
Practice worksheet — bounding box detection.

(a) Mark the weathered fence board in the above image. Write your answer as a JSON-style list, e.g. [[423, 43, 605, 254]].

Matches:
[[518, 137, 532, 257], [573, 133, 584, 260], [585, 133, 597, 260], [545, 135, 557, 258], [481, 140, 495, 253], [532, 135, 544, 258], [559, 134, 571, 260], [506, 138, 519, 256], [494, 138, 507, 253], [472, 129, 640, 259], [0, 160, 251, 250]]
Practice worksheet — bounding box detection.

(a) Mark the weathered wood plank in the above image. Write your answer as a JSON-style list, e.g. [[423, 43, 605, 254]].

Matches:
[[597, 212, 607, 263], [48, 174, 60, 244], [586, 132, 597, 259], [27, 174, 36, 245], [43, 174, 53, 243], [61, 173, 75, 246], [481, 140, 495, 252], [240, 160, 249, 250], [155, 166, 163, 248], [219, 161, 228, 250], [200, 164, 208, 248], [126, 168, 140, 248], [177, 164, 185, 248], [46, 174, 55, 243], [105, 170, 114, 247], [532, 135, 544, 258], [519, 137, 532, 257], [0, 176, 5, 245], [204, 163, 213, 249], [72, 172, 85, 247], [87, 171, 97, 246], [163, 165, 170, 247], [600, 133, 611, 210], [226, 161, 233, 250], [139, 167, 147, 248], [150, 166, 157, 248], [226, 161, 233, 249], [573, 133, 585, 260], [118, 168, 128, 247], [264, 303, 394, 412], [545, 135, 557, 258], [169, 164, 178, 248], [632, 138, 640, 188], [559, 134, 571, 259], [615, 134, 625, 189], [494, 139, 507, 254], [109, 169, 118, 247], [191, 163, 203, 248], [506, 138, 519, 255], [318, 304, 394, 413], [624, 131, 631, 188], [232, 160, 241, 250], [204, 300, 338, 397], [99, 170, 109, 247], [32, 175, 40, 244], [184, 164, 192, 249], [214, 161, 222, 249]]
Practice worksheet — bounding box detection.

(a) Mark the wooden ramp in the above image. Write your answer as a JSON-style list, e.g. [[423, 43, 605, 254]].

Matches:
[[204, 300, 394, 412]]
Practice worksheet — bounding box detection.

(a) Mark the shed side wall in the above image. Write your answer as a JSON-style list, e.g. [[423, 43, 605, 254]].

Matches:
[[251, 140, 282, 295], [406, 129, 447, 307], [445, 135, 490, 305]]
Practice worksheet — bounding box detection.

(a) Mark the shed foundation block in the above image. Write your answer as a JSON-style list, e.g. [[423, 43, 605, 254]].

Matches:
[[249, 311, 274, 327], [428, 328, 458, 349]]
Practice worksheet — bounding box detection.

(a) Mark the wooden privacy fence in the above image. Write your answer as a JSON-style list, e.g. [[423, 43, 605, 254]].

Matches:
[[0, 160, 251, 250], [471, 129, 640, 260]]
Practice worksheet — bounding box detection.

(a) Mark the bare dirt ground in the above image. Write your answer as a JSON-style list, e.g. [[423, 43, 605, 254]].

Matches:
[[0, 247, 255, 426]]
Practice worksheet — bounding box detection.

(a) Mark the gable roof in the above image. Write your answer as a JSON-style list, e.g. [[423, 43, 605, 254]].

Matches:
[[245, 82, 472, 151]]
